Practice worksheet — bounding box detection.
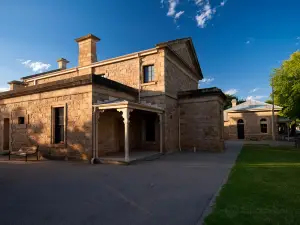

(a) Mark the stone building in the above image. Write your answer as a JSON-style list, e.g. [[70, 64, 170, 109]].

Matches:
[[0, 34, 226, 162], [224, 99, 285, 140]]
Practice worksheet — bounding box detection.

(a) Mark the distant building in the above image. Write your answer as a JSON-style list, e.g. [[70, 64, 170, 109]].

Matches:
[[224, 99, 286, 140], [0, 34, 226, 162]]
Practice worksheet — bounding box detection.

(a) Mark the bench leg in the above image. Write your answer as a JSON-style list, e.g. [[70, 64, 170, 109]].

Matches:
[[25, 154, 27, 162], [37, 152, 39, 161], [8, 153, 10, 161]]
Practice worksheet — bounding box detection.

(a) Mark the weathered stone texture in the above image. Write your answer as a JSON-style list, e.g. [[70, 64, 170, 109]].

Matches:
[[169, 42, 196, 72], [224, 111, 279, 140], [165, 54, 198, 97], [0, 85, 93, 157], [179, 96, 224, 152]]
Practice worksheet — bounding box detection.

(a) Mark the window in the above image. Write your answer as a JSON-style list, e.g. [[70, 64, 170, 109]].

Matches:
[[145, 116, 156, 142], [54, 107, 65, 144], [260, 118, 268, 133], [143, 65, 155, 83], [18, 117, 25, 125]]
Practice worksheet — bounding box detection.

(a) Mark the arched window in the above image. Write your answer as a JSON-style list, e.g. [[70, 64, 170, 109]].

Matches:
[[260, 119, 268, 133], [237, 119, 244, 124]]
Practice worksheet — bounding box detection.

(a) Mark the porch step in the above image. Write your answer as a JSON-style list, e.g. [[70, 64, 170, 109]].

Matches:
[[99, 153, 163, 165]]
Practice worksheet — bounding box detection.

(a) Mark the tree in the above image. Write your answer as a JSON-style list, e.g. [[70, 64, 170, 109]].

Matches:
[[271, 51, 300, 120], [265, 99, 273, 104], [224, 94, 246, 110]]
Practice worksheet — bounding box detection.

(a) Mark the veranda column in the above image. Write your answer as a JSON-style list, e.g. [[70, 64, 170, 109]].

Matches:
[[158, 113, 163, 153], [91, 107, 102, 164], [117, 108, 133, 162]]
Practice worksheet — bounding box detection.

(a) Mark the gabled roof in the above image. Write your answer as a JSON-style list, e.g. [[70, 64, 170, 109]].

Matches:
[[225, 100, 282, 112], [224, 100, 282, 121], [156, 37, 203, 79]]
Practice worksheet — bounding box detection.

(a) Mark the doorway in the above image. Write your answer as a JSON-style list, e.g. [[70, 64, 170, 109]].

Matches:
[[237, 119, 245, 139], [3, 118, 10, 150]]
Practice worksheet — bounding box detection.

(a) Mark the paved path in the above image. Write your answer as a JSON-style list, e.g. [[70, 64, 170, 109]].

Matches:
[[0, 141, 243, 225]]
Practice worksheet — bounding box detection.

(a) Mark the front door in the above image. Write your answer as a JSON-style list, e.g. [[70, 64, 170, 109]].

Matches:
[[3, 118, 10, 150], [237, 119, 245, 139]]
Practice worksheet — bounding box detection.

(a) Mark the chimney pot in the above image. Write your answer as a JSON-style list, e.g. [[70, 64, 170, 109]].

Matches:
[[231, 99, 237, 107], [57, 58, 69, 69]]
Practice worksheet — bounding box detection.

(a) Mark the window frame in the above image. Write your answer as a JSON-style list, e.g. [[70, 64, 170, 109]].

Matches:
[[51, 104, 67, 146], [18, 117, 25, 125], [143, 65, 155, 83], [260, 118, 268, 134]]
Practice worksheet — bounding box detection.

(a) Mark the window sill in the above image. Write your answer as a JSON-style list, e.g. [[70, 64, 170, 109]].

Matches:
[[16, 124, 27, 129], [49, 143, 67, 148], [141, 81, 158, 86]]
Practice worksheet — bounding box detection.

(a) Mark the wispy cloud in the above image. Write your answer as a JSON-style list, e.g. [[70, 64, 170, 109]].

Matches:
[[296, 37, 300, 46], [167, 0, 178, 16], [0, 87, 8, 92], [19, 59, 51, 73], [245, 37, 255, 45], [200, 77, 215, 84], [246, 95, 267, 101], [174, 10, 185, 20], [220, 0, 227, 6], [195, 0, 227, 28], [162, 0, 228, 28], [249, 88, 259, 93], [225, 89, 238, 95], [195, 1, 216, 28]]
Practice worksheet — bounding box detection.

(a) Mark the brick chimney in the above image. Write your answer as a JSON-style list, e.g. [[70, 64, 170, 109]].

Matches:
[[57, 58, 69, 69], [8, 80, 25, 91], [231, 99, 237, 107], [75, 34, 100, 67]]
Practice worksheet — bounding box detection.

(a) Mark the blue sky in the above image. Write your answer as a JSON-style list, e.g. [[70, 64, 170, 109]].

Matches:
[[0, 0, 300, 101]]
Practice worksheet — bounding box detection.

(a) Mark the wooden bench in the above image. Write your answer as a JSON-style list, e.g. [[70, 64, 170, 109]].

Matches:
[[8, 146, 40, 162]]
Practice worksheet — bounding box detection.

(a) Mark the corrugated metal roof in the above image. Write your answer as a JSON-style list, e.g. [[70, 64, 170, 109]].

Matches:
[[224, 100, 282, 121]]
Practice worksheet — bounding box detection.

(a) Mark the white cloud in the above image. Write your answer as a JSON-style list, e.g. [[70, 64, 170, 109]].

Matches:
[[246, 95, 267, 101], [225, 89, 238, 95], [195, 1, 216, 28], [296, 37, 300, 46], [245, 37, 255, 45], [249, 88, 259, 93], [167, 0, 178, 16], [195, 0, 205, 6], [174, 10, 185, 19], [19, 59, 51, 73], [0, 87, 8, 92], [220, 0, 227, 6], [200, 77, 215, 84]]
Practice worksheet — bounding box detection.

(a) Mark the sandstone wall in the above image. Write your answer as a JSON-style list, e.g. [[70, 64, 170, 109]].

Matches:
[[0, 85, 93, 158], [165, 52, 198, 97], [179, 96, 224, 152], [225, 111, 279, 140]]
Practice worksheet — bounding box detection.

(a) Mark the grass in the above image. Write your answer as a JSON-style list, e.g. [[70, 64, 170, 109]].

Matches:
[[204, 144, 300, 225]]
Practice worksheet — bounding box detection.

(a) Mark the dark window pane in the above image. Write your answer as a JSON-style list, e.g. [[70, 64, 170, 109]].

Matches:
[[18, 117, 25, 125], [143, 65, 154, 83], [54, 107, 64, 144]]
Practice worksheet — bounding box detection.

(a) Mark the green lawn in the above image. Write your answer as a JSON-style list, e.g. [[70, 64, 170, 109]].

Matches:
[[204, 144, 300, 225]]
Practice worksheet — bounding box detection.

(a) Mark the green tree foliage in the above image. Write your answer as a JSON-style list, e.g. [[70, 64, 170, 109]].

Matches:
[[265, 99, 273, 104], [224, 94, 246, 110], [272, 51, 300, 119]]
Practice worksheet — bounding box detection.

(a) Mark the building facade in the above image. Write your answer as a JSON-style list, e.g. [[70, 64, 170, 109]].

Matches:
[[0, 34, 225, 162], [224, 99, 282, 140]]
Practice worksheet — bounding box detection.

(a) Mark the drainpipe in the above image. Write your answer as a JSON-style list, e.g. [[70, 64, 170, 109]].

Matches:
[[138, 53, 142, 103], [178, 105, 182, 152]]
